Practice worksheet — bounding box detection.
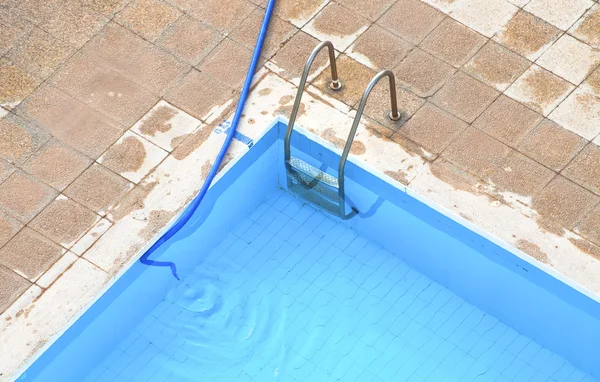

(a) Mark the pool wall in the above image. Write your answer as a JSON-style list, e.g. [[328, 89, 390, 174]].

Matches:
[[21, 119, 600, 380]]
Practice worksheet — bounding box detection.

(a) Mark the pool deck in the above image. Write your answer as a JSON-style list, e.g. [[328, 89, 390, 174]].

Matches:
[[1, 0, 600, 379]]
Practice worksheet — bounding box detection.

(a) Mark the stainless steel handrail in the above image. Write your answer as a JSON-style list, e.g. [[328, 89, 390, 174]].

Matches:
[[337, 70, 402, 218], [284, 41, 341, 163]]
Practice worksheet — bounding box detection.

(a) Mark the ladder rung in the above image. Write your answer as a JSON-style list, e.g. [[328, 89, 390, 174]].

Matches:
[[287, 157, 339, 188]]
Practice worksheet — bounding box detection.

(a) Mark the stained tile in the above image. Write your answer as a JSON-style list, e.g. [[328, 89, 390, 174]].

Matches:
[[196, 39, 253, 89], [525, 0, 594, 30], [271, 31, 328, 78], [494, 10, 561, 61], [273, 0, 328, 27], [23, 140, 92, 191], [99, 131, 168, 183], [30, 196, 100, 247], [116, 0, 182, 41], [64, 164, 132, 216], [165, 70, 237, 120], [158, 16, 223, 65], [505, 65, 574, 116], [394, 48, 455, 97], [563, 144, 600, 196], [570, 4, 600, 49], [6, 27, 75, 79], [17, 86, 122, 158], [518, 119, 587, 172], [0, 58, 41, 110], [488, 151, 555, 198], [449, 0, 518, 37], [347, 24, 412, 70], [576, 205, 600, 245], [230, 11, 297, 59], [0, 266, 30, 314], [131, 100, 202, 151], [313, 55, 376, 107], [421, 18, 486, 68], [338, 0, 396, 21], [583, 67, 600, 97], [0, 113, 50, 165], [0, 211, 22, 249], [431, 71, 499, 123], [304, 2, 370, 51], [378, 0, 445, 44], [0, 227, 64, 281], [122, 47, 189, 96], [38, 1, 108, 48], [443, 126, 511, 178], [170, 0, 256, 33], [473, 95, 543, 146], [549, 88, 600, 140], [464, 41, 531, 92], [0, 171, 57, 223], [80, 0, 131, 17], [533, 175, 599, 229], [0, 17, 32, 56], [537, 34, 600, 85], [396, 103, 468, 155]]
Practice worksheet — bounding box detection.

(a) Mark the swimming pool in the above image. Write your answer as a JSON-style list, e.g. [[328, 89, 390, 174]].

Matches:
[[19, 119, 600, 381]]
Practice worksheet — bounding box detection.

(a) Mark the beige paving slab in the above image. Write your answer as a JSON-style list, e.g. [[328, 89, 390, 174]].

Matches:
[[303, 2, 369, 51], [449, 0, 518, 37], [524, 0, 594, 30], [537, 34, 600, 85], [550, 87, 600, 140], [570, 4, 600, 49]]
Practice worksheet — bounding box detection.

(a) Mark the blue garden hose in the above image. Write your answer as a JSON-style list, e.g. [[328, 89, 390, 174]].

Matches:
[[140, 0, 277, 280]]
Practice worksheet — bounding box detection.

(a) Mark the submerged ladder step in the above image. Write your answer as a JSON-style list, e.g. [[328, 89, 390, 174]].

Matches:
[[287, 157, 339, 189]]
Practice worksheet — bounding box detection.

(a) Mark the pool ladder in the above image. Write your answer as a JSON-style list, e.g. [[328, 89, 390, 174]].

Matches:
[[284, 41, 402, 220]]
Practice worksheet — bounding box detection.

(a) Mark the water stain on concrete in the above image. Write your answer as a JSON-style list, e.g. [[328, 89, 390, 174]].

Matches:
[[172, 122, 215, 160], [139, 106, 177, 137], [200, 160, 212, 180], [569, 237, 600, 260], [111, 181, 157, 221], [516, 239, 550, 264], [384, 169, 409, 185], [102, 136, 146, 174], [575, 8, 600, 47], [522, 68, 571, 112], [321, 128, 366, 155], [258, 88, 272, 96], [139, 209, 176, 241]]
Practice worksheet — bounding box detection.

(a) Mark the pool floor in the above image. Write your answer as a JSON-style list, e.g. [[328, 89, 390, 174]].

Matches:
[[83, 189, 597, 382]]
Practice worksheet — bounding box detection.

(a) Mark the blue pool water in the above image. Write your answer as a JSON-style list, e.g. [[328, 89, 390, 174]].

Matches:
[[21, 120, 600, 381], [84, 189, 595, 382]]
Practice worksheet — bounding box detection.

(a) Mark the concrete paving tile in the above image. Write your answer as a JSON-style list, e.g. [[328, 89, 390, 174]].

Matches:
[[563, 144, 600, 196], [0, 266, 30, 314], [131, 100, 202, 151], [5, 27, 74, 80], [80, 22, 151, 72], [30, 195, 100, 248], [196, 39, 253, 89], [304, 2, 370, 51], [123, 46, 189, 96], [493, 10, 561, 61], [449, 0, 518, 37], [158, 16, 222, 65], [0, 58, 42, 110], [338, 0, 396, 21], [575, 205, 600, 246], [518, 119, 587, 172], [35, 251, 77, 288], [23, 140, 92, 191], [0, 107, 7, 118], [431, 71, 499, 123], [396, 103, 468, 155], [273, 0, 329, 27], [64, 164, 133, 216], [270, 31, 329, 78], [99, 131, 168, 184], [116, 0, 182, 41], [473, 95, 543, 146], [583, 66, 600, 96], [394, 48, 455, 97], [524, 0, 594, 30], [347, 25, 412, 71], [0, 227, 64, 281], [378, 0, 445, 44], [80, 0, 131, 17], [313, 55, 376, 107], [0, 211, 22, 250], [17, 86, 123, 159], [537, 34, 600, 85], [54, 56, 159, 127], [464, 41, 531, 92], [420, 18, 487, 68], [0, 16, 32, 56], [363, 82, 425, 132], [443, 126, 512, 178], [0, 159, 16, 184], [419, 0, 458, 12], [165, 69, 237, 120], [505, 65, 574, 116], [230, 11, 297, 60], [38, 0, 108, 48], [0, 113, 50, 165], [170, 0, 256, 33], [570, 4, 600, 49], [549, 88, 600, 140], [70, 218, 112, 256], [533, 175, 599, 229], [0, 171, 57, 223], [488, 150, 555, 197]]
